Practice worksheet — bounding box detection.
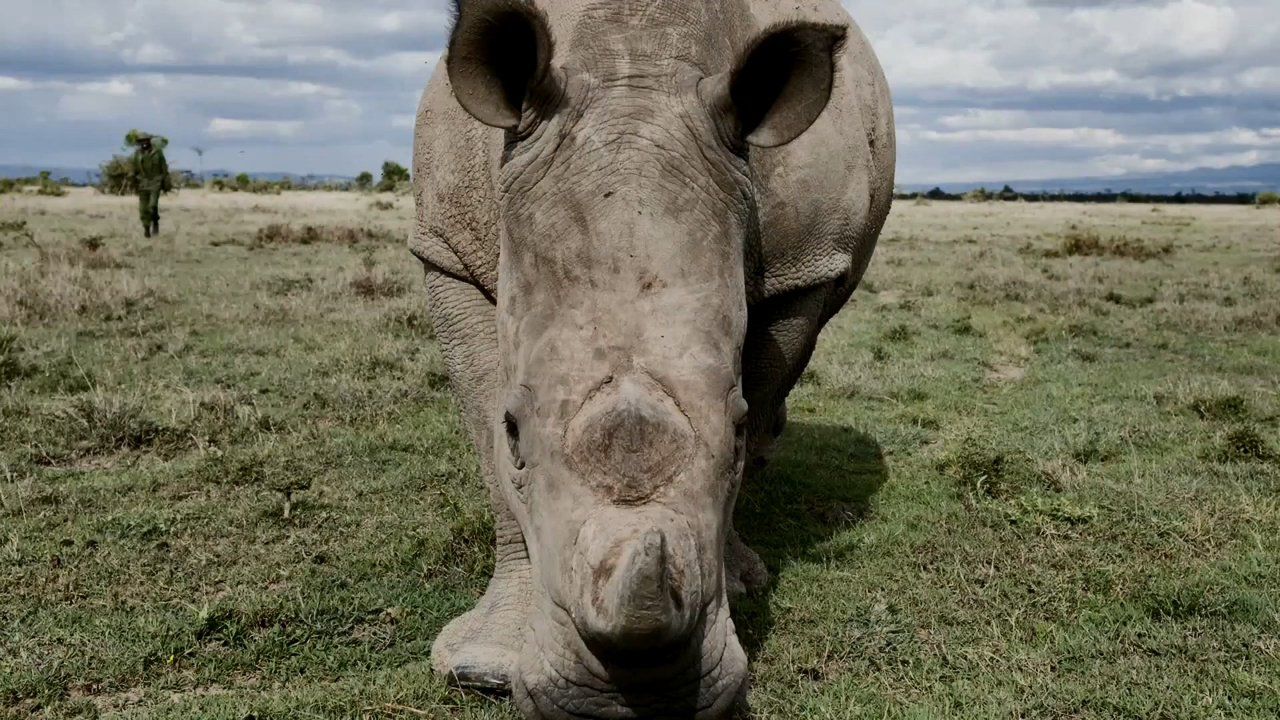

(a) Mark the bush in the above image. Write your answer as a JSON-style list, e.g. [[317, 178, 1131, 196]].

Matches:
[[98, 154, 138, 195], [1257, 191, 1279, 207], [375, 161, 410, 193]]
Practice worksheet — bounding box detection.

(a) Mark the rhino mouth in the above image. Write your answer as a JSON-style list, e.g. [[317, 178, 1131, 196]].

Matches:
[[514, 596, 749, 720]]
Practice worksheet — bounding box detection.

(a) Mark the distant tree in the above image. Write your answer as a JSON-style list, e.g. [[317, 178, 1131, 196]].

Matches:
[[962, 187, 993, 203], [35, 170, 67, 196], [377, 161, 410, 192], [355, 171, 374, 190], [191, 146, 205, 182], [235, 172, 251, 190]]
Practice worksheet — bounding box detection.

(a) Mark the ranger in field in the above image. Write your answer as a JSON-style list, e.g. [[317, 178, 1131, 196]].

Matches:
[[133, 134, 171, 237]]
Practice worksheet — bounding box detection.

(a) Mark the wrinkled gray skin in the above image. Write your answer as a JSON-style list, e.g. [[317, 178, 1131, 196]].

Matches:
[[410, 0, 894, 717]]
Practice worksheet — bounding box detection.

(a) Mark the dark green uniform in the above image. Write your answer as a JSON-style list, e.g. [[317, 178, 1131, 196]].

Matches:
[[133, 140, 170, 235]]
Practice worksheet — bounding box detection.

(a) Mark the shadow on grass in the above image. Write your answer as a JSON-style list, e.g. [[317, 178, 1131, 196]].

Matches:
[[731, 419, 889, 658]]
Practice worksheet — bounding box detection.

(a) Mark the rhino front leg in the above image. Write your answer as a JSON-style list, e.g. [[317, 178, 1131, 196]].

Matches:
[[728, 282, 840, 598], [422, 266, 530, 692]]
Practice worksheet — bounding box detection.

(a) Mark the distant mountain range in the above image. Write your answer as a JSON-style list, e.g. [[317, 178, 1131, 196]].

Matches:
[[3, 161, 1278, 195], [898, 163, 1280, 195]]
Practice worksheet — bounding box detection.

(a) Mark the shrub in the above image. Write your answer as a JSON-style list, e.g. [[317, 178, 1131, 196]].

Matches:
[[375, 161, 410, 193], [98, 153, 139, 195], [1036, 228, 1174, 261], [938, 435, 1038, 500], [1189, 394, 1250, 423], [1214, 426, 1277, 463], [1256, 191, 1279, 207], [350, 250, 408, 299]]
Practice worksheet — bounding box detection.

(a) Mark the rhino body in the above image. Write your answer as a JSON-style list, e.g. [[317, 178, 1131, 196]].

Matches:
[[411, 0, 894, 716]]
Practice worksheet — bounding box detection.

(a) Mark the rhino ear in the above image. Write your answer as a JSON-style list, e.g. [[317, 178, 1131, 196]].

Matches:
[[446, 0, 558, 130], [702, 21, 847, 149]]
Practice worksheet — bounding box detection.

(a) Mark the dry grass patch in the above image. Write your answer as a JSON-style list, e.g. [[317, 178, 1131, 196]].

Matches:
[[253, 223, 399, 247], [1031, 227, 1176, 260], [0, 241, 165, 325]]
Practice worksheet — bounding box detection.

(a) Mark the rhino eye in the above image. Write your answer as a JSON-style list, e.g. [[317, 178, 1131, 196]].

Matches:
[[504, 410, 526, 470]]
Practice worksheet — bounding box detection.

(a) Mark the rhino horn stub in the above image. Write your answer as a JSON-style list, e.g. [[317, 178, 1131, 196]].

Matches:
[[572, 515, 703, 655], [565, 376, 695, 504]]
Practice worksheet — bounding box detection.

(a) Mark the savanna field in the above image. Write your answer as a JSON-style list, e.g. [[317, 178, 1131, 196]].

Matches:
[[2, 188, 1278, 719]]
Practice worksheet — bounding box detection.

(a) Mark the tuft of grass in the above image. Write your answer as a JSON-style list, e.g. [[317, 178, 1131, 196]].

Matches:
[[937, 435, 1039, 500], [49, 392, 179, 458], [382, 307, 435, 339], [1213, 425, 1277, 463], [945, 314, 978, 336], [1035, 228, 1176, 260], [350, 252, 409, 300], [253, 223, 399, 247], [0, 219, 30, 234], [0, 329, 32, 385], [1103, 289, 1156, 308], [369, 199, 396, 211], [881, 322, 914, 343], [1190, 394, 1250, 422], [261, 273, 316, 296]]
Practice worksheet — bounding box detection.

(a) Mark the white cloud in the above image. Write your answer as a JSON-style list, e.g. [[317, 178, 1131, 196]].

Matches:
[[0, 76, 34, 90], [1072, 0, 1237, 59], [75, 79, 135, 96], [918, 127, 1128, 148], [207, 118, 305, 138]]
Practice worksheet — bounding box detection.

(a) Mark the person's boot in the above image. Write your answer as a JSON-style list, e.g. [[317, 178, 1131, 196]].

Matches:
[[152, 219, 159, 235], [143, 223, 151, 238]]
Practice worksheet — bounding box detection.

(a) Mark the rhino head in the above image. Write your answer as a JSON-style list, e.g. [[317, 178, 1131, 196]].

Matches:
[[442, 0, 847, 716]]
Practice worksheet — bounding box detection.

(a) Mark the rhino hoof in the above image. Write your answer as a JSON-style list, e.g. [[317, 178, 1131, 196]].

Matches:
[[725, 529, 769, 598], [438, 653, 515, 692]]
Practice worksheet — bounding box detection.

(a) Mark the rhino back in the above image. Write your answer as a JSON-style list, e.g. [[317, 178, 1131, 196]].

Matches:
[[411, 0, 894, 303]]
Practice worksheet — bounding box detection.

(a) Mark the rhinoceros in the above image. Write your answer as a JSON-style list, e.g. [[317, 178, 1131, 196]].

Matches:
[[410, 0, 894, 716]]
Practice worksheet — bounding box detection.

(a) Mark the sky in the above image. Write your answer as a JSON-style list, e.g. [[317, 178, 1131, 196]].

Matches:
[[0, 0, 1277, 183]]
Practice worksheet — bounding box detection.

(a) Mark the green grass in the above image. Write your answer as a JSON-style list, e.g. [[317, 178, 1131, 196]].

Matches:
[[2, 191, 1279, 719]]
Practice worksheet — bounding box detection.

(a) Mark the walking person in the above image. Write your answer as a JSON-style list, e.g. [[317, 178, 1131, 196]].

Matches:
[[133, 134, 171, 237]]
